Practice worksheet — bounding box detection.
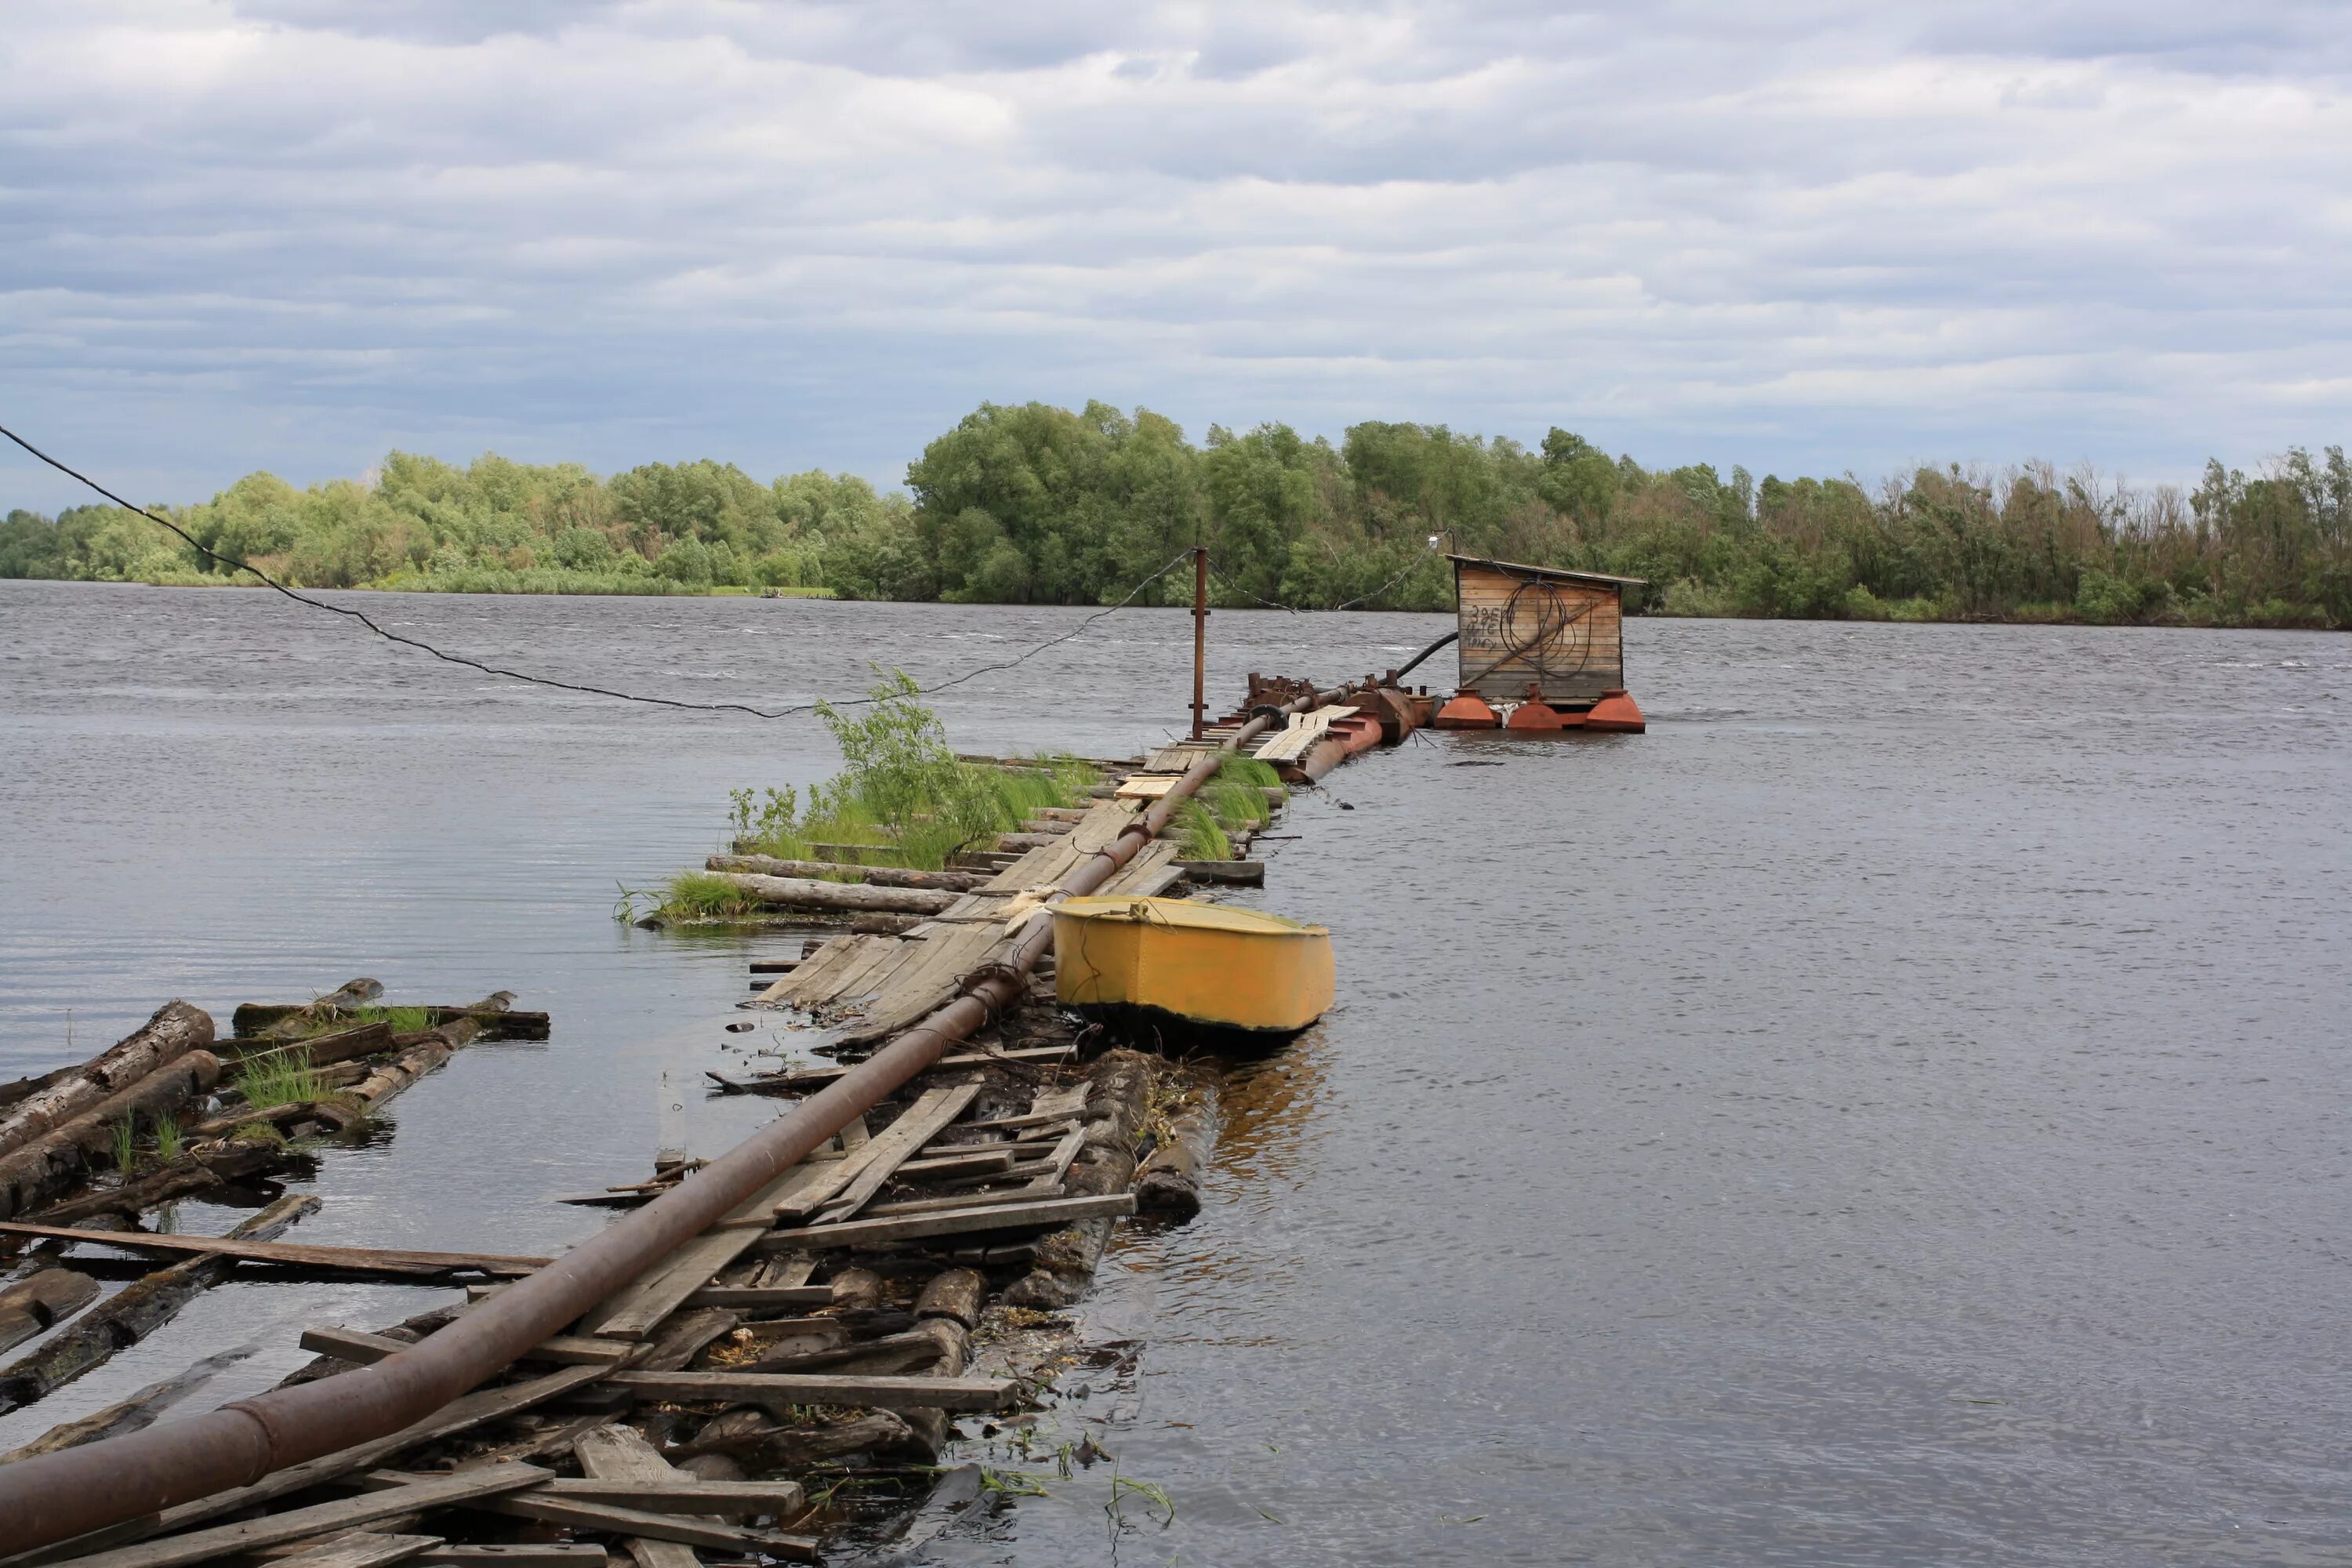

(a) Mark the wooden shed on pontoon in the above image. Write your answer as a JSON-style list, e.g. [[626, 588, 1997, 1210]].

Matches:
[[1444, 554, 1647, 716]]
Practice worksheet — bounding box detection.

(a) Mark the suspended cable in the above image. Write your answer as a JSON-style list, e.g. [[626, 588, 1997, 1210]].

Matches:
[[0, 420, 1192, 719]]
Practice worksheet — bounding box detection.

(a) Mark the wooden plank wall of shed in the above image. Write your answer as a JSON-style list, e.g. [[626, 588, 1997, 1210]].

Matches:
[[1454, 564, 1624, 702]]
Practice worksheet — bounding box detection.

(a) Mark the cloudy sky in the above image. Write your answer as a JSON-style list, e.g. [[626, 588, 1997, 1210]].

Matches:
[[4, 1, 2347, 510]]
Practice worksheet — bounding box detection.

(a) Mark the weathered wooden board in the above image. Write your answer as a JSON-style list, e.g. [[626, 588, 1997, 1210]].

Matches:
[[1251, 706, 1352, 763], [1099, 840, 1184, 896], [58, 1464, 548, 1568], [760, 1192, 1135, 1253], [0, 1223, 543, 1279], [1454, 558, 1624, 702], [606, 1370, 1013, 1414], [787, 1083, 982, 1224]]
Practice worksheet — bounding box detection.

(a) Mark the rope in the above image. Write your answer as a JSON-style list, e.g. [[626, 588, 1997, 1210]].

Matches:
[[0, 419, 1191, 720]]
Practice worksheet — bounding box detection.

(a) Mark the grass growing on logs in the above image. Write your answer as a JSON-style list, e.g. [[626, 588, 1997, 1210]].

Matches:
[[234, 1054, 328, 1110], [1171, 799, 1231, 862], [153, 1113, 183, 1164], [720, 672, 1097, 875], [345, 1005, 433, 1033], [644, 871, 770, 924], [110, 1117, 138, 1174]]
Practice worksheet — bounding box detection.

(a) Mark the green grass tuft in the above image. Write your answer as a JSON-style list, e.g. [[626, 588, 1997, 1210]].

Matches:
[[1204, 775, 1272, 833], [235, 1054, 327, 1110], [1216, 754, 1283, 791], [652, 870, 768, 924], [1171, 798, 1232, 861], [111, 1118, 138, 1174], [343, 1005, 432, 1034], [153, 1114, 183, 1165]]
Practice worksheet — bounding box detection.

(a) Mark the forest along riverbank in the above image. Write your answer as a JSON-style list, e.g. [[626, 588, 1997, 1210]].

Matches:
[[0, 665, 1420, 1563]]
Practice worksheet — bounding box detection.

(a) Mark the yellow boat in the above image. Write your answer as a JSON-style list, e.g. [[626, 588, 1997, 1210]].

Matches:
[[1051, 896, 1334, 1036]]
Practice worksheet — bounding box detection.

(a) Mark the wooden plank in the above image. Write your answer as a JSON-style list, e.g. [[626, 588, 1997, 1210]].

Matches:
[[265, 1537, 441, 1568], [757, 935, 865, 1007], [545, 1478, 807, 1519], [0, 1223, 543, 1279], [578, 1230, 759, 1341], [855, 1182, 1065, 1220], [895, 1149, 1016, 1179], [750, 1044, 1076, 1091], [415, 1551, 606, 1568], [1113, 775, 1180, 800], [1099, 840, 1183, 896], [801, 1082, 983, 1224], [829, 924, 1014, 1047], [461, 1496, 814, 1559], [58, 1465, 548, 1568], [681, 1283, 834, 1311], [606, 1371, 1013, 1414], [760, 1192, 1135, 1253], [571, 1424, 705, 1568], [299, 1327, 628, 1368], [1023, 1124, 1091, 1192]]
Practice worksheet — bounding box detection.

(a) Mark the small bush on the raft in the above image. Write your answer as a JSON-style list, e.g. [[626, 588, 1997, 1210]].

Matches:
[[235, 1053, 327, 1110], [1171, 799, 1230, 861], [1217, 754, 1283, 792], [723, 673, 1095, 873], [651, 871, 768, 924], [153, 1113, 183, 1165], [1203, 776, 1271, 833]]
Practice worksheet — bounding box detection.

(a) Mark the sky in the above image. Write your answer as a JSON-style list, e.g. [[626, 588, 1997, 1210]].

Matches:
[[3, 0, 2348, 512]]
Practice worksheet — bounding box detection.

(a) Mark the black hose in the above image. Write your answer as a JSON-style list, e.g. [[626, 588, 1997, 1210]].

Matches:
[[1392, 629, 1458, 684]]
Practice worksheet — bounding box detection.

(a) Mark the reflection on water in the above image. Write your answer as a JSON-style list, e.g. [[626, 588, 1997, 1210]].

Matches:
[[2, 583, 2347, 1564]]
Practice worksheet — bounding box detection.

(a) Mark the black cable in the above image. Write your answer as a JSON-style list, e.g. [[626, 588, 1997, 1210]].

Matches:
[[0, 420, 1192, 719], [1207, 537, 1443, 614]]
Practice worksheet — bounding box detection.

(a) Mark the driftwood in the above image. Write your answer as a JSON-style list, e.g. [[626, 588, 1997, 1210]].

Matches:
[[34, 1138, 292, 1227], [713, 1044, 1075, 1096], [0, 1003, 213, 1163], [2, 1341, 257, 1459], [0, 1220, 544, 1279], [241, 978, 384, 1039], [1175, 858, 1266, 885], [912, 1269, 985, 1331], [0, 1267, 99, 1353], [223, 1021, 394, 1069], [0, 1192, 318, 1417], [704, 856, 984, 892], [0, 1050, 224, 1221], [708, 873, 956, 917]]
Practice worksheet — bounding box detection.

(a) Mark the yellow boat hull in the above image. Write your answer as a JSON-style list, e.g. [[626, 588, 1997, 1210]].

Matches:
[[1051, 896, 1334, 1035]]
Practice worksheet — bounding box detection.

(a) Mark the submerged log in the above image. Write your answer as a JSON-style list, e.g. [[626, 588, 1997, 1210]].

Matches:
[[0, 1002, 213, 1163], [912, 1269, 985, 1332], [2, 1341, 257, 1459], [0, 1267, 99, 1354], [31, 1139, 287, 1226], [709, 874, 956, 917], [0, 1192, 318, 1416], [705, 856, 985, 892], [0, 1050, 224, 1221]]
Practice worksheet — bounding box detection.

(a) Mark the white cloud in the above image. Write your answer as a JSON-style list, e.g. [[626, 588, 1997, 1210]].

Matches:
[[1, 0, 2347, 511]]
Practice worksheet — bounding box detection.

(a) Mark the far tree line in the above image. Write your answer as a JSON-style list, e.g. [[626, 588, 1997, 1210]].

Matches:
[[4, 401, 2347, 628]]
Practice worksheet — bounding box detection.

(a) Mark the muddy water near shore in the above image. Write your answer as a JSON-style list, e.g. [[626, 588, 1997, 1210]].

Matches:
[[2, 580, 2346, 1563]]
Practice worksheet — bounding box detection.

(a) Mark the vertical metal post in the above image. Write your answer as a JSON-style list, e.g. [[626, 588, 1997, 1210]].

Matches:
[[1190, 545, 1209, 740]]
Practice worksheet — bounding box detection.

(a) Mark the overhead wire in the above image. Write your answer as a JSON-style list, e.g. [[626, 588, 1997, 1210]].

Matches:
[[1207, 535, 1445, 615], [0, 419, 1192, 720]]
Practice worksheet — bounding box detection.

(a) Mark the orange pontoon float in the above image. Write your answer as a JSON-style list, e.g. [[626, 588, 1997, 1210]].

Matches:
[[1436, 555, 1647, 735]]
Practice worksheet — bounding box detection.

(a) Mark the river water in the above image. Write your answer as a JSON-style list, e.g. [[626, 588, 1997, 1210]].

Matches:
[[0, 580, 2344, 1565]]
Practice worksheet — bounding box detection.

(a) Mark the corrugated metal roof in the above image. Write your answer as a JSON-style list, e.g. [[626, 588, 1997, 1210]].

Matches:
[[1444, 554, 1649, 588]]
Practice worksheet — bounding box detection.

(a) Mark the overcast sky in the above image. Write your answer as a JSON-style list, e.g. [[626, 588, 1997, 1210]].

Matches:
[[4, 1, 2347, 510]]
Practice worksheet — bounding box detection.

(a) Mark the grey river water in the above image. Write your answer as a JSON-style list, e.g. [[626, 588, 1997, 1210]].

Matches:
[[0, 579, 2345, 1565]]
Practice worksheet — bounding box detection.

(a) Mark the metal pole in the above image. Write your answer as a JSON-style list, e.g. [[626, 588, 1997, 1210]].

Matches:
[[1189, 546, 1208, 741], [0, 682, 1359, 1558]]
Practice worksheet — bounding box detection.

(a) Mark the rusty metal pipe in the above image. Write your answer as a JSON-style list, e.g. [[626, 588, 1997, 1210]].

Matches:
[[0, 690, 1350, 1556]]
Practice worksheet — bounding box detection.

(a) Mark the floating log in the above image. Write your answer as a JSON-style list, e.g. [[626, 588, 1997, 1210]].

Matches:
[[229, 1002, 548, 1043], [0, 1221, 544, 1279], [239, 978, 384, 1039], [705, 856, 985, 892], [0, 1064, 78, 1116], [0, 1050, 224, 1221], [714, 1044, 1076, 1096], [2, 1342, 256, 1459], [912, 1269, 985, 1331], [604, 1370, 1014, 1415], [707, 874, 956, 917], [0, 1002, 213, 1163], [0, 1193, 318, 1417], [1175, 858, 1266, 886], [223, 1021, 394, 1069], [0, 1268, 98, 1354]]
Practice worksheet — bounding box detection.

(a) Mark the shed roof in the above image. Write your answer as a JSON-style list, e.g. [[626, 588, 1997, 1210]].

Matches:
[[1444, 554, 1649, 589]]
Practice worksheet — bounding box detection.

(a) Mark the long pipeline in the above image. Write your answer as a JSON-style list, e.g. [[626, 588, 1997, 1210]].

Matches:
[[0, 682, 1358, 1556]]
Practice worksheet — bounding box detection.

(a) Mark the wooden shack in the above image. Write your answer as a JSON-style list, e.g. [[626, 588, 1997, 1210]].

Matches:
[[1446, 554, 1645, 710]]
